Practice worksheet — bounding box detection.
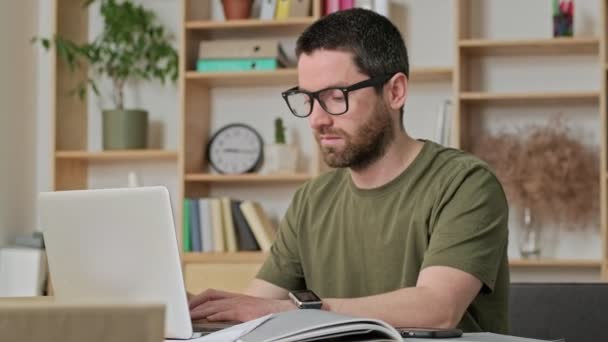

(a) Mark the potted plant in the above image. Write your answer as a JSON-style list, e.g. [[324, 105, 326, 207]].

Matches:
[[222, 0, 254, 20], [472, 118, 599, 258], [34, 0, 178, 150], [262, 117, 299, 174]]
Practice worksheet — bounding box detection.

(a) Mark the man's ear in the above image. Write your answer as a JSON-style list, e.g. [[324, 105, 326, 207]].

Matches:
[[385, 72, 408, 112]]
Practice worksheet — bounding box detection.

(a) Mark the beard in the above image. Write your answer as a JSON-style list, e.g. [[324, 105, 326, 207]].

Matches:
[[315, 100, 395, 171]]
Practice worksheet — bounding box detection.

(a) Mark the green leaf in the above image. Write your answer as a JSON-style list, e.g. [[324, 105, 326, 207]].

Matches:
[[33, 0, 179, 106]]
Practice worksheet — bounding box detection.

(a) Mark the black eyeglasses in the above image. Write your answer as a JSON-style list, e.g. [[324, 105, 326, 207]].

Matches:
[[281, 74, 394, 118]]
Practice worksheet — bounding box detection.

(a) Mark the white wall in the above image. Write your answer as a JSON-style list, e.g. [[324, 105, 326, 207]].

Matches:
[[0, 0, 38, 245]]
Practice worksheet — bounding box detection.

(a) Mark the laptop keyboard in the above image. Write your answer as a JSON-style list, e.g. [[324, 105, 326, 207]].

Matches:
[[192, 321, 237, 335]]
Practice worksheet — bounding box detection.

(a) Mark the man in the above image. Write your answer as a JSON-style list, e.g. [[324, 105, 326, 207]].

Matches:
[[189, 8, 509, 333]]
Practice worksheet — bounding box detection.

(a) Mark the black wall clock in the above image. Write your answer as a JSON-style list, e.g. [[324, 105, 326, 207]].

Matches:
[[206, 123, 264, 174]]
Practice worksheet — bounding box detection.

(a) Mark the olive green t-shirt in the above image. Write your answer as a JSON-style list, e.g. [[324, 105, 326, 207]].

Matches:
[[257, 140, 510, 333]]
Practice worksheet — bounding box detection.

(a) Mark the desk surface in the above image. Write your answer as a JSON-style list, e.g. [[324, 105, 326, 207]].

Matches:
[[405, 333, 557, 342]]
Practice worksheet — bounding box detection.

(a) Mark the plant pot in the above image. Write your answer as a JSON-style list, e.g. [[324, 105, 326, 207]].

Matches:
[[262, 144, 299, 174], [221, 0, 253, 20], [102, 109, 148, 150]]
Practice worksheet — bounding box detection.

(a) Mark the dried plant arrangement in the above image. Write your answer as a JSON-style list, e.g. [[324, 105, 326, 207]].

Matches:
[[472, 118, 599, 230]]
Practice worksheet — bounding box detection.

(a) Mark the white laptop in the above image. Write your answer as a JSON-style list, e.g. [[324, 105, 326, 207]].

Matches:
[[39, 186, 208, 340]]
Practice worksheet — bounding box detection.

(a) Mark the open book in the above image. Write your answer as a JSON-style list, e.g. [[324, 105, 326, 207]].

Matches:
[[188, 309, 401, 342], [183, 310, 554, 342], [238, 310, 400, 342]]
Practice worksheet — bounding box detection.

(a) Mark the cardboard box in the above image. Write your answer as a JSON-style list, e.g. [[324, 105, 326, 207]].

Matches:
[[198, 39, 282, 59], [0, 297, 165, 342]]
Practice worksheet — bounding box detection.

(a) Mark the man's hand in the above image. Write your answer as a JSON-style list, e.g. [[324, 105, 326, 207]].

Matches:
[[189, 288, 296, 322]]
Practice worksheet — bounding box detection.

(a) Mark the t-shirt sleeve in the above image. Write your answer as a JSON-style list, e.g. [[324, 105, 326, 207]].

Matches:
[[421, 165, 509, 292], [255, 189, 306, 291]]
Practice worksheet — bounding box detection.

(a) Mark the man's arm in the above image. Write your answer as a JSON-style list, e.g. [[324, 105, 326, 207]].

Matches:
[[324, 266, 481, 328], [244, 278, 290, 299], [189, 266, 480, 327]]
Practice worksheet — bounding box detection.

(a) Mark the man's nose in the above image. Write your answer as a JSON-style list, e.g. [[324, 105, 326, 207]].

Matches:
[[308, 100, 333, 131]]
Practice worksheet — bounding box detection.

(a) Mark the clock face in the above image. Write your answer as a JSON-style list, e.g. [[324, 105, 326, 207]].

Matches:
[[207, 124, 264, 174]]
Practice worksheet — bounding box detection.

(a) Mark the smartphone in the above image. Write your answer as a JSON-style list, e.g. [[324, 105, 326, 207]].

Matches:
[[397, 327, 463, 338]]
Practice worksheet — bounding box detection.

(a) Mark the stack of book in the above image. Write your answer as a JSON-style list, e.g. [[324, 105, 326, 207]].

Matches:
[[182, 198, 277, 253], [196, 39, 290, 72]]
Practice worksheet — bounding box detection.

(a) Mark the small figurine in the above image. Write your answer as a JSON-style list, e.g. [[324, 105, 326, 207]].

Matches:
[[553, 0, 574, 37]]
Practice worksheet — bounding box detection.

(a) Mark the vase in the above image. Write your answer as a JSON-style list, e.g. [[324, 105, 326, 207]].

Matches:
[[221, 0, 253, 20], [102, 109, 148, 150], [518, 207, 541, 259], [261, 144, 299, 174]]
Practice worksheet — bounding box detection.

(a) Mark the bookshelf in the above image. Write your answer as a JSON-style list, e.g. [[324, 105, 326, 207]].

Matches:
[[409, 67, 453, 82], [50, 1, 608, 293], [459, 37, 599, 55], [454, 0, 607, 279], [185, 17, 316, 30], [178, 0, 326, 292], [185, 69, 299, 86], [184, 173, 312, 183], [459, 91, 600, 103], [51, 0, 178, 192], [55, 150, 178, 161]]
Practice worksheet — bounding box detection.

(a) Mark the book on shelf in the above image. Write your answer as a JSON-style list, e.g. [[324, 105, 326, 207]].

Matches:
[[275, 0, 290, 19], [184, 198, 276, 253], [354, 0, 373, 10], [240, 200, 277, 251], [231, 200, 261, 251], [324, 0, 340, 15], [340, 0, 354, 10], [189, 198, 202, 252], [210, 198, 225, 252], [259, 0, 277, 20], [182, 199, 192, 252], [373, 0, 389, 17], [257, 0, 310, 20], [288, 0, 311, 17], [221, 197, 239, 252], [198, 199, 214, 252]]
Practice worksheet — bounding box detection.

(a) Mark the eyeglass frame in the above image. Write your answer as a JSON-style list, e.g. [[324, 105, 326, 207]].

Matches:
[[281, 73, 395, 118]]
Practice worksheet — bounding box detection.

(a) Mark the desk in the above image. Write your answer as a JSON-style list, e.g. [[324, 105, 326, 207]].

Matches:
[[0, 297, 165, 342], [405, 333, 559, 342]]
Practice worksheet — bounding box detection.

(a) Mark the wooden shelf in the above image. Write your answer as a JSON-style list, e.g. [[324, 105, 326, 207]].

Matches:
[[185, 69, 298, 86], [459, 37, 599, 55], [410, 67, 452, 82], [460, 91, 600, 103], [509, 259, 602, 268], [182, 252, 268, 263], [186, 67, 453, 87], [185, 173, 312, 183], [55, 150, 178, 161], [185, 17, 315, 31]]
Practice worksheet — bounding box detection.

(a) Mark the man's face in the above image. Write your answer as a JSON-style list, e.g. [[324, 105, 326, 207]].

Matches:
[[297, 50, 395, 170]]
